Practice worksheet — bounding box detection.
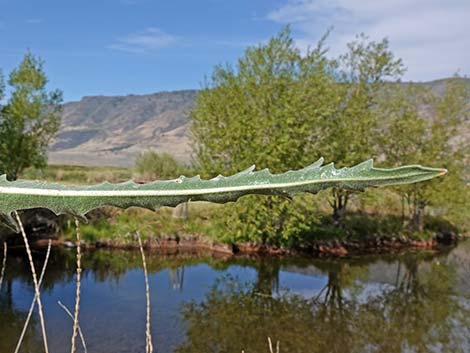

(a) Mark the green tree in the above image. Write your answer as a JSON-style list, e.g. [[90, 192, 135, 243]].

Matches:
[[191, 26, 337, 175], [135, 150, 191, 219], [0, 70, 4, 101], [324, 34, 405, 225], [135, 150, 187, 180], [0, 52, 62, 180], [190, 28, 407, 243], [190, 27, 340, 245], [381, 77, 469, 231]]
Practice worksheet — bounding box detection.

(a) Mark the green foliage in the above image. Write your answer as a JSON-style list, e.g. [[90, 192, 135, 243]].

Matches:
[[380, 77, 470, 230], [0, 51, 62, 180], [319, 34, 405, 223], [210, 195, 321, 246], [0, 69, 4, 101], [60, 205, 218, 245], [190, 27, 337, 243], [190, 27, 416, 241], [77, 218, 113, 243], [190, 26, 338, 176], [325, 33, 405, 168], [0, 159, 444, 231], [135, 150, 188, 180]]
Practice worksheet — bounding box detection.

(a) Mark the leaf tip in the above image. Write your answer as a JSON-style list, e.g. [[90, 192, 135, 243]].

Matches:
[[439, 169, 448, 176]]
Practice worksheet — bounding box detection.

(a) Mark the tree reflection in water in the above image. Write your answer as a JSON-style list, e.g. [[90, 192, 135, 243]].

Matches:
[[169, 267, 185, 291], [0, 280, 42, 352], [177, 256, 470, 353], [1, 246, 470, 353]]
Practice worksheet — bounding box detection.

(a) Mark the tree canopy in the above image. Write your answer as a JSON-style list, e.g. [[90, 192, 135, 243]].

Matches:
[[135, 150, 187, 180], [0, 52, 62, 180], [190, 26, 469, 241]]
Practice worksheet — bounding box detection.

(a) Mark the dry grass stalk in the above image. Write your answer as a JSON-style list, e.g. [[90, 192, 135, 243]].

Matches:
[[14, 239, 51, 353], [0, 242, 6, 290], [268, 337, 280, 353], [137, 231, 153, 353], [14, 211, 50, 353], [58, 300, 88, 353], [71, 218, 83, 353]]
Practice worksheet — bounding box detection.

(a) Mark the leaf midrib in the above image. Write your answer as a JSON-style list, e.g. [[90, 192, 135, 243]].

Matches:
[[0, 171, 440, 197]]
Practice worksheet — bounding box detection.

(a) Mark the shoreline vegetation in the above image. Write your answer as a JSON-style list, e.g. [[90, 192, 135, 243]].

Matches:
[[32, 231, 461, 258]]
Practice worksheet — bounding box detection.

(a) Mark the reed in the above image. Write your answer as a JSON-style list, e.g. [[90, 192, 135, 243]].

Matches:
[[0, 242, 6, 290], [58, 300, 87, 353], [14, 211, 49, 353], [14, 240, 51, 353], [70, 218, 83, 353], [137, 231, 153, 353]]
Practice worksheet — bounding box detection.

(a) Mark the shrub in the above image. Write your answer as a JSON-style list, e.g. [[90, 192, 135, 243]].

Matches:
[[135, 151, 187, 180]]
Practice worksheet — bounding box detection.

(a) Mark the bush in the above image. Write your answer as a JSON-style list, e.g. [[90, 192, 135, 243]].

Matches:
[[209, 195, 324, 247], [135, 151, 187, 180]]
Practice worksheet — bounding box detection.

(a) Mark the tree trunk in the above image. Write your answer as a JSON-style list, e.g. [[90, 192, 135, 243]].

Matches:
[[401, 194, 406, 227], [407, 189, 426, 232], [411, 202, 426, 232], [331, 189, 349, 227]]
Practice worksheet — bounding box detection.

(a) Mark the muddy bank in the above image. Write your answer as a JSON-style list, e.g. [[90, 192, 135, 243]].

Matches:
[[31, 231, 461, 258]]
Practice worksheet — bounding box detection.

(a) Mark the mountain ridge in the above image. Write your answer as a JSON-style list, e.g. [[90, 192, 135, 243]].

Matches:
[[49, 89, 198, 167]]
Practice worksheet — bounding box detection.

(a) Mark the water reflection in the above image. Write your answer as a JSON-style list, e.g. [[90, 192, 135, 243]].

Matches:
[[0, 243, 469, 353], [169, 268, 185, 291]]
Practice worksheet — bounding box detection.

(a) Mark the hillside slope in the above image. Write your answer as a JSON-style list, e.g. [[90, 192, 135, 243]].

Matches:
[[49, 90, 197, 167]]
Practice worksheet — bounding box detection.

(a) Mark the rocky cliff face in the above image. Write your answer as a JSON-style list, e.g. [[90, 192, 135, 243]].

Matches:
[[48, 90, 197, 167]]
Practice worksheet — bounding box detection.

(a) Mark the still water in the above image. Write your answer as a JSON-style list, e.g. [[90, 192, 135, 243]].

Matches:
[[1, 242, 470, 353]]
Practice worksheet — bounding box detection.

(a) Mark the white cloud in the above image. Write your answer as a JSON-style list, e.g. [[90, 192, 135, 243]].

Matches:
[[107, 27, 177, 54], [267, 0, 470, 81], [26, 18, 44, 24]]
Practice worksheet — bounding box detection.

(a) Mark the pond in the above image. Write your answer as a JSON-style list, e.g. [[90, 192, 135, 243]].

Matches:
[[1, 242, 470, 353]]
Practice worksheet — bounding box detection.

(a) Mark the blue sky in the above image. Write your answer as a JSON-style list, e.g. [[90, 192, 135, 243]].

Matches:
[[1, 0, 468, 102]]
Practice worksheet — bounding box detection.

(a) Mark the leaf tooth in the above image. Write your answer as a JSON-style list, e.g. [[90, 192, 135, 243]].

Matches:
[[257, 168, 271, 176], [120, 180, 138, 187], [352, 159, 374, 172], [302, 157, 324, 171], [186, 175, 201, 181], [210, 174, 224, 181], [280, 158, 324, 179], [232, 165, 256, 178]]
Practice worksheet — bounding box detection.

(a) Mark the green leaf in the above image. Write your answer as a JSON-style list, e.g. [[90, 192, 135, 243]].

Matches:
[[0, 158, 446, 231]]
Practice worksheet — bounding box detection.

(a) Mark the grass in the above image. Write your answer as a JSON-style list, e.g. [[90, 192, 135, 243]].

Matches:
[[60, 203, 220, 245], [22, 164, 133, 184], [57, 202, 439, 248]]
